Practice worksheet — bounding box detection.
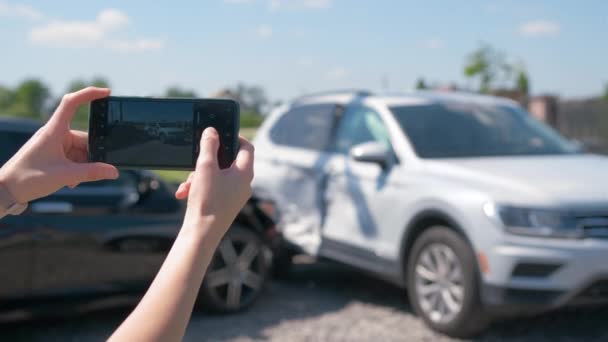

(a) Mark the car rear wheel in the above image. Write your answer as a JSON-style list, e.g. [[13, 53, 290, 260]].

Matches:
[[198, 225, 270, 312], [407, 226, 489, 338]]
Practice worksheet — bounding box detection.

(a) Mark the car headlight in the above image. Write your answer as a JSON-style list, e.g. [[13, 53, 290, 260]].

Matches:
[[486, 204, 580, 238]]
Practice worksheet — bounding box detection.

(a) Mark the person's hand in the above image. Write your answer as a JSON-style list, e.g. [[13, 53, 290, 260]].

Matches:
[[0, 87, 119, 204], [176, 127, 254, 240]]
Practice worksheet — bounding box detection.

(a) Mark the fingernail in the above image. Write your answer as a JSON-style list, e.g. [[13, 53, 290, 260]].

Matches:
[[203, 127, 218, 138], [107, 168, 119, 179]]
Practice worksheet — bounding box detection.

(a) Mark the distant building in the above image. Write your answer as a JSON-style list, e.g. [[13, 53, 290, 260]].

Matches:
[[528, 95, 608, 154], [528, 95, 558, 127]]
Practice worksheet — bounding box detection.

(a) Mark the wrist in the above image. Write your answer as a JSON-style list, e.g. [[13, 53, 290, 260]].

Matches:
[[0, 174, 28, 217], [0, 167, 26, 205], [180, 216, 226, 246]]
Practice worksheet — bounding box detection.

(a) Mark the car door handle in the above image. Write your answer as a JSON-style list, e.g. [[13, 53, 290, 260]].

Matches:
[[30, 201, 74, 214]]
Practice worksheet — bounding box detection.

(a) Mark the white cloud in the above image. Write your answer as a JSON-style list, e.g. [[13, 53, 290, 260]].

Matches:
[[29, 8, 163, 52], [256, 24, 273, 38], [301, 0, 331, 9], [422, 38, 443, 49], [30, 20, 106, 47], [225, 0, 331, 11], [269, 0, 331, 11], [519, 20, 560, 37], [97, 8, 129, 30], [326, 66, 348, 80], [0, 1, 43, 20]]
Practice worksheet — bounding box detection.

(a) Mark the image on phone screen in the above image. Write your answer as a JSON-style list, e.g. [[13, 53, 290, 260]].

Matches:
[[104, 100, 195, 167], [89, 97, 239, 169]]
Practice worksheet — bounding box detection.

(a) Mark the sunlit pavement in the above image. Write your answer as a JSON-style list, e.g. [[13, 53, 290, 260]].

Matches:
[[1, 259, 608, 342]]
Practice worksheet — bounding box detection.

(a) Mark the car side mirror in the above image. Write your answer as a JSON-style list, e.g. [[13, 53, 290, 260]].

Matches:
[[349, 142, 392, 169]]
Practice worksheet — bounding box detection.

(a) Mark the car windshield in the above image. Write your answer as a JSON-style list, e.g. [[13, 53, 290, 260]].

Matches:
[[390, 102, 578, 158]]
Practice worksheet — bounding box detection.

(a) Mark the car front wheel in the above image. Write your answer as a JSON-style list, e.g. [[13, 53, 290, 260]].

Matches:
[[407, 226, 489, 338], [198, 225, 270, 312]]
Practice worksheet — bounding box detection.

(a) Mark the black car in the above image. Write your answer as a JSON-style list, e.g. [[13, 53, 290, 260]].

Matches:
[[0, 117, 281, 315]]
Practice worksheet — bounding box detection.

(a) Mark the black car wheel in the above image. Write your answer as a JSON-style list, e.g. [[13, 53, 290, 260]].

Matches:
[[199, 225, 270, 312], [407, 226, 489, 338]]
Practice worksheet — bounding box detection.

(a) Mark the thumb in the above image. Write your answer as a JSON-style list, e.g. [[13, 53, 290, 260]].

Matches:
[[66, 162, 119, 184], [195, 127, 220, 171]]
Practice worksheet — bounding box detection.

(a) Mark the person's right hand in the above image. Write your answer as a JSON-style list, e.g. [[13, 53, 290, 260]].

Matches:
[[177, 127, 254, 241], [0, 87, 118, 204]]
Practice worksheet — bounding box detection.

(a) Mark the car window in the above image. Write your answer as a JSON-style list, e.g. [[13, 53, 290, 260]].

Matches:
[[390, 103, 576, 158], [0, 130, 32, 166], [333, 106, 391, 154], [269, 104, 337, 150]]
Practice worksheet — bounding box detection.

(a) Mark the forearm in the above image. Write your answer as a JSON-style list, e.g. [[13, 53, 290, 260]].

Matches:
[[109, 220, 222, 342]]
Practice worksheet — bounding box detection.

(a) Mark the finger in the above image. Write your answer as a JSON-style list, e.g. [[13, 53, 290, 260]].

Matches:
[[50, 87, 111, 128], [195, 127, 220, 171], [175, 172, 194, 199], [65, 162, 119, 184], [70, 130, 88, 151], [64, 130, 89, 163], [175, 182, 191, 199], [234, 136, 254, 181]]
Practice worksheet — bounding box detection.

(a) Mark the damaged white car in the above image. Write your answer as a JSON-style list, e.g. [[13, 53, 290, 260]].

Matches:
[[253, 90, 608, 338]]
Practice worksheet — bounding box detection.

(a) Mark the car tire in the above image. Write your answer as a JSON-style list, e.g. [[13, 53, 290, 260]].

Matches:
[[198, 225, 270, 313], [406, 226, 489, 338]]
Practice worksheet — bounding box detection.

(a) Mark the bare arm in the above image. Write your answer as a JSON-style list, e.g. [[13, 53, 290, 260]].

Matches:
[[109, 128, 254, 341], [107, 221, 220, 341]]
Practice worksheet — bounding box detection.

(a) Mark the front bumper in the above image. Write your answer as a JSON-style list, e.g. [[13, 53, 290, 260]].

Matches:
[[481, 236, 608, 313]]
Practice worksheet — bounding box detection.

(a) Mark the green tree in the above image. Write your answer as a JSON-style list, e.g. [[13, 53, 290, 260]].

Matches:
[[0, 85, 14, 112], [516, 70, 530, 96], [229, 83, 268, 115], [415, 77, 428, 90], [165, 86, 197, 98], [8, 79, 50, 119], [603, 82, 608, 102], [90, 77, 110, 89], [463, 44, 510, 93]]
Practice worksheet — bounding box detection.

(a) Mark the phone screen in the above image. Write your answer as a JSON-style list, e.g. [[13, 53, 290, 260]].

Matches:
[[89, 97, 239, 169], [104, 99, 195, 167]]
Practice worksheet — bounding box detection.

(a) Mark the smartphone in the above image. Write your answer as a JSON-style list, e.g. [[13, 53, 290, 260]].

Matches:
[[88, 96, 239, 170]]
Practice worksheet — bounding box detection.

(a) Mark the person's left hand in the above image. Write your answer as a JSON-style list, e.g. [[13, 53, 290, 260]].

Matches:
[[0, 87, 119, 204]]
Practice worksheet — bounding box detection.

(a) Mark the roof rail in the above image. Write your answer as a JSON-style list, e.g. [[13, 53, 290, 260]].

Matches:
[[292, 89, 372, 104]]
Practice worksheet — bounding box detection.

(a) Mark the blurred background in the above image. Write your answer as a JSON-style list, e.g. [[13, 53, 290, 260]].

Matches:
[[1, 0, 607, 152], [1, 1, 608, 341]]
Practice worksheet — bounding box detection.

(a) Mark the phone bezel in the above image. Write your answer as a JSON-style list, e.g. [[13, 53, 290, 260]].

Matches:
[[88, 96, 240, 170]]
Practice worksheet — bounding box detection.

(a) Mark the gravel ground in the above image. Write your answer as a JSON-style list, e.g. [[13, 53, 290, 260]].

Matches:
[[1, 260, 607, 342]]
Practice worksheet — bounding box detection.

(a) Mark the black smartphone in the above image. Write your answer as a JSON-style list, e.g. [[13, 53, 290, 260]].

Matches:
[[88, 96, 239, 170]]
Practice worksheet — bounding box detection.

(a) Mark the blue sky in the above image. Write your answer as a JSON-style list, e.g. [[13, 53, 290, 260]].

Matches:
[[0, 0, 606, 102]]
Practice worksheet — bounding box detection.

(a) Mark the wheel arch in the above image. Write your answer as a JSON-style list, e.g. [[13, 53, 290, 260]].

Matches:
[[232, 196, 279, 247], [399, 209, 476, 276]]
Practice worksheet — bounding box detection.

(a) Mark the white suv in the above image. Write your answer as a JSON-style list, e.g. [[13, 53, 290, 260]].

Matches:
[[253, 90, 608, 337]]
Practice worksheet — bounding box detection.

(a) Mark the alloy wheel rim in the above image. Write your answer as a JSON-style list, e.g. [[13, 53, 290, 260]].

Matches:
[[415, 243, 464, 324], [205, 236, 264, 308]]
